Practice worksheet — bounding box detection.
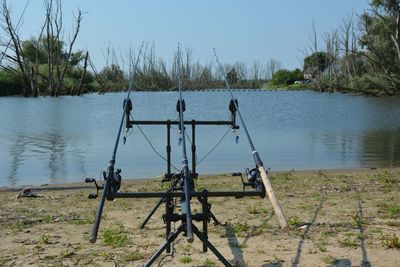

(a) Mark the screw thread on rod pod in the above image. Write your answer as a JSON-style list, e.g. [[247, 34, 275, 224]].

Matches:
[[90, 42, 145, 243], [177, 44, 194, 242], [213, 49, 289, 231]]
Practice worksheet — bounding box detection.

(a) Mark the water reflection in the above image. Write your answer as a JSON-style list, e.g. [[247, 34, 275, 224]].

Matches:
[[7, 132, 69, 185], [7, 134, 28, 187], [361, 129, 400, 167], [45, 133, 67, 182], [1, 91, 400, 187]]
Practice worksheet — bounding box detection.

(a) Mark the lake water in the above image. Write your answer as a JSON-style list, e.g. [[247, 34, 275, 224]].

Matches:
[[1, 90, 400, 187]]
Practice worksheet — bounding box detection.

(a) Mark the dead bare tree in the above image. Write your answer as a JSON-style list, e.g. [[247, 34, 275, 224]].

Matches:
[[77, 51, 88, 95], [54, 9, 82, 96], [0, 0, 32, 96], [339, 13, 363, 89], [265, 58, 282, 80], [44, 0, 54, 95], [323, 29, 340, 89]]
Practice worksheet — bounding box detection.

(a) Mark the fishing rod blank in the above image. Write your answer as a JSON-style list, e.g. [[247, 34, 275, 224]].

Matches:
[[176, 44, 194, 242], [213, 49, 289, 230], [89, 42, 144, 243]]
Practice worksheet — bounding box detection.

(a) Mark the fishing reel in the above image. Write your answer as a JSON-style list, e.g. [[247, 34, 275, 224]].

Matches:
[[105, 168, 122, 200], [85, 178, 103, 199], [232, 168, 265, 197], [84, 168, 122, 200]]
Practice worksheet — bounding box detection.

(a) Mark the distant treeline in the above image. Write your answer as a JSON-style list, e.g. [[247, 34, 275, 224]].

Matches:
[[1, 0, 400, 96], [90, 45, 283, 93]]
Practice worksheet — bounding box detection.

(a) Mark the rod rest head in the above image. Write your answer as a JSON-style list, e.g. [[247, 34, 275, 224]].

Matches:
[[85, 178, 95, 183]]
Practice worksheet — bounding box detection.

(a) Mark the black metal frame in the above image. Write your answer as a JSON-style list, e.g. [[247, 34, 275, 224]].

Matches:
[[87, 100, 267, 266], [121, 114, 265, 266], [135, 189, 259, 267], [110, 183, 265, 267]]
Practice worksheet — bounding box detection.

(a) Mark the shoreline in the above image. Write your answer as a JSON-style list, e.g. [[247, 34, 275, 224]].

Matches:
[[0, 167, 399, 266], [0, 167, 386, 191]]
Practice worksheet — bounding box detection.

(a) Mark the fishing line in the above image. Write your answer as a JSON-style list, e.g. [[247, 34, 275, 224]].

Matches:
[[213, 48, 289, 230], [135, 123, 180, 172], [196, 126, 231, 166], [213, 48, 263, 167], [89, 42, 144, 243]]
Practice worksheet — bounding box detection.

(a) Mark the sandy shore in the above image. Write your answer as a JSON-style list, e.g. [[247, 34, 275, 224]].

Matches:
[[0, 168, 399, 266]]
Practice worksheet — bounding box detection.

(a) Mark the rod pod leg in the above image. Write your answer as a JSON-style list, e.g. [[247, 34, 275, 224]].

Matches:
[[139, 198, 164, 229], [143, 224, 185, 267], [197, 197, 221, 225], [192, 224, 232, 267]]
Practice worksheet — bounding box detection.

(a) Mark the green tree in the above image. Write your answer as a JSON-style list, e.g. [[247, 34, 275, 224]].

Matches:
[[99, 64, 126, 90], [227, 67, 238, 84], [270, 68, 302, 85], [303, 52, 334, 73], [0, 70, 24, 96], [359, 0, 400, 94]]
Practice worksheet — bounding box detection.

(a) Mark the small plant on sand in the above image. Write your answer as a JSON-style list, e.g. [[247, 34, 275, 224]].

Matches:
[[317, 242, 327, 252], [100, 252, 114, 260], [6, 220, 26, 232], [180, 256, 192, 264], [288, 217, 303, 228], [247, 205, 260, 214], [41, 234, 51, 244], [102, 224, 131, 248], [380, 233, 400, 249], [373, 170, 398, 184], [387, 204, 400, 218], [338, 237, 358, 248], [62, 249, 76, 258], [252, 221, 273, 236], [0, 256, 7, 266], [350, 208, 365, 228], [123, 250, 143, 262], [232, 222, 250, 237], [202, 258, 217, 266], [322, 255, 336, 265], [43, 214, 54, 223], [181, 243, 192, 252]]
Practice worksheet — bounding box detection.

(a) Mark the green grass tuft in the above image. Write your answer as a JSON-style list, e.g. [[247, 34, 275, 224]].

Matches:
[[102, 224, 131, 248], [322, 255, 336, 265], [381, 233, 400, 249], [123, 250, 143, 262], [202, 258, 217, 267], [387, 204, 400, 218], [338, 237, 358, 248], [288, 217, 303, 228], [180, 256, 192, 264]]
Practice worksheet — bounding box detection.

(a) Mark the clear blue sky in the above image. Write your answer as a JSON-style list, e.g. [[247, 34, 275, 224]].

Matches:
[[5, 0, 370, 70]]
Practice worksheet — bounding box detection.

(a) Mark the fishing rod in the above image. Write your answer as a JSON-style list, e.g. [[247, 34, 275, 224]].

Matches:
[[89, 42, 144, 243], [0, 0, 31, 65], [176, 44, 194, 242], [213, 49, 289, 230]]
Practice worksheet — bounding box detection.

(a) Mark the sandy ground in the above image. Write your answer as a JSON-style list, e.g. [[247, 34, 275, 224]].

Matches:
[[0, 168, 399, 267]]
